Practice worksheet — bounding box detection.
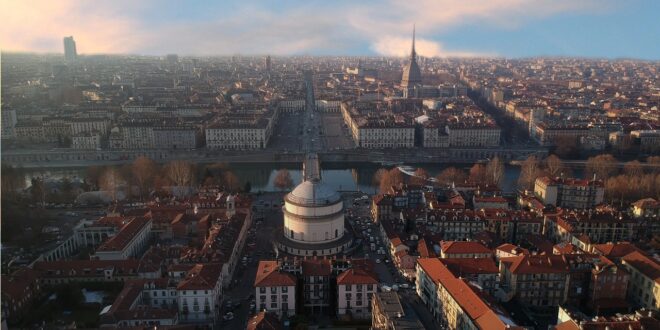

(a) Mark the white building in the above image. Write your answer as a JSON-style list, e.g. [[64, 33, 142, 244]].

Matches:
[[72, 132, 101, 149], [336, 268, 378, 319], [1, 109, 17, 140], [69, 118, 110, 136], [445, 124, 500, 147], [254, 261, 297, 317], [153, 127, 197, 149], [176, 263, 223, 323]]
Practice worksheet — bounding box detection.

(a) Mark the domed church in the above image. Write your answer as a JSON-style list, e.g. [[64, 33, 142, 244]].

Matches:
[[276, 154, 353, 256]]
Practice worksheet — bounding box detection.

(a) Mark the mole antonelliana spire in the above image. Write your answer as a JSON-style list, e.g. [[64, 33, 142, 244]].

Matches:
[[401, 24, 422, 98]]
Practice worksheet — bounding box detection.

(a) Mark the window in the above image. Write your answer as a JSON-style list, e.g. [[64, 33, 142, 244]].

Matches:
[[271, 287, 277, 294], [282, 286, 288, 293], [260, 287, 266, 294], [346, 285, 352, 291], [271, 302, 277, 308]]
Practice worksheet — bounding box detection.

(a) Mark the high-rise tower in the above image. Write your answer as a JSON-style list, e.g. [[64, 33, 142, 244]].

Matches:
[[265, 55, 272, 72], [401, 25, 422, 98], [63, 36, 77, 62]]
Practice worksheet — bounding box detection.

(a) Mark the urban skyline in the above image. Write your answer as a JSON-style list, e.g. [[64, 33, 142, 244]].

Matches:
[[1, 0, 660, 59]]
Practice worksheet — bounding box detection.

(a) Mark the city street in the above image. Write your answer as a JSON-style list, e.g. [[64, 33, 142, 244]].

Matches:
[[219, 192, 284, 329], [268, 113, 303, 151]]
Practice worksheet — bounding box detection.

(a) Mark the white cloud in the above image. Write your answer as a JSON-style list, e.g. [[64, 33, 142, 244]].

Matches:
[[0, 0, 615, 56]]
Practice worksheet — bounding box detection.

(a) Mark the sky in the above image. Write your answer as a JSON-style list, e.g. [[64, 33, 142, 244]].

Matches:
[[1, 0, 659, 59]]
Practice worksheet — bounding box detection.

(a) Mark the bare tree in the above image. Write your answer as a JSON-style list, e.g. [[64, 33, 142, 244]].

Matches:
[[585, 154, 619, 180], [518, 156, 542, 190], [372, 168, 388, 187], [486, 157, 505, 187], [99, 167, 124, 203], [165, 160, 194, 187], [410, 168, 430, 186], [544, 154, 566, 178], [647, 156, 660, 174], [379, 168, 405, 193], [132, 156, 157, 200], [1, 165, 25, 200], [435, 167, 467, 186], [86, 166, 103, 190], [554, 136, 578, 158], [223, 171, 241, 192], [623, 160, 644, 177], [274, 169, 294, 191], [468, 164, 488, 184]]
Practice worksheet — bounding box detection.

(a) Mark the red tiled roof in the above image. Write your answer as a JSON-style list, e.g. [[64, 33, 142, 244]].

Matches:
[[247, 311, 284, 330], [176, 263, 222, 290], [591, 242, 642, 259], [302, 259, 332, 276], [496, 243, 529, 256], [96, 216, 151, 252], [622, 251, 660, 284], [254, 261, 296, 287], [441, 241, 492, 255], [440, 258, 499, 275], [337, 268, 378, 285], [33, 259, 139, 277], [1, 268, 39, 301], [500, 255, 569, 274]]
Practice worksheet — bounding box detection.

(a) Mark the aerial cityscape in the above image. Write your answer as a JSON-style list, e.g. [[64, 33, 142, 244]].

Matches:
[[1, 1, 660, 330]]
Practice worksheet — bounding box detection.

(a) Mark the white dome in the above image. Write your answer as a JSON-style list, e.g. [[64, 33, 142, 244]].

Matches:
[[287, 180, 341, 206]]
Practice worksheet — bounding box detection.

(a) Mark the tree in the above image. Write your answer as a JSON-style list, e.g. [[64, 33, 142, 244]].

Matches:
[[468, 164, 488, 184], [131, 156, 157, 200], [585, 154, 619, 180], [518, 156, 542, 190], [61, 177, 75, 202], [274, 169, 294, 191], [435, 167, 467, 186], [379, 168, 405, 193], [1, 165, 25, 200], [554, 136, 578, 158], [623, 160, 644, 177], [544, 154, 566, 178], [86, 166, 103, 190], [223, 171, 241, 192], [99, 167, 124, 203], [165, 160, 194, 187], [410, 168, 430, 186], [648, 156, 660, 174], [243, 181, 252, 193], [30, 177, 46, 207], [372, 168, 388, 186], [485, 157, 505, 187]]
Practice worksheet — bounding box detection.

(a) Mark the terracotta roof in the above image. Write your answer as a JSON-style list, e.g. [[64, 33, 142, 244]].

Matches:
[[500, 255, 570, 274], [96, 216, 151, 252], [302, 259, 332, 276], [591, 242, 642, 259], [632, 198, 659, 209], [33, 259, 139, 278], [441, 241, 492, 255], [440, 258, 499, 275], [421, 258, 521, 329], [1, 267, 39, 301], [254, 261, 296, 287], [622, 251, 660, 284], [176, 263, 222, 290], [496, 243, 529, 256], [336, 268, 378, 285], [417, 238, 432, 258], [247, 311, 284, 330]]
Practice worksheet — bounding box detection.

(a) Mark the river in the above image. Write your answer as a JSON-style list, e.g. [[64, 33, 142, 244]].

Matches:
[[20, 162, 546, 194]]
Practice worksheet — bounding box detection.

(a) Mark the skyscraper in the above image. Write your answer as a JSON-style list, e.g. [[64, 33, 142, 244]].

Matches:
[[265, 55, 272, 72], [63, 36, 77, 62], [401, 25, 422, 98]]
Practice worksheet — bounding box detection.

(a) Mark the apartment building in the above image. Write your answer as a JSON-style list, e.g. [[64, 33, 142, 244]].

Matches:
[[545, 210, 635, 245], [153, 126, 197, 149], [254, 261, 297, 317], [499, 254, 570, 308], [336, 268, 378, 319], [176, 263, 223, 323], [72, 132, 101, 149], [620, 251, 660, 310], [534, 176, 604, 209], [445, 123, 501, 147]]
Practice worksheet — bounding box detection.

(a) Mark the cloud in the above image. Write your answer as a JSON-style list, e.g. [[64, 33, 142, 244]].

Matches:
[[371, 36, 487, 58], [0, 0, 615, 56]]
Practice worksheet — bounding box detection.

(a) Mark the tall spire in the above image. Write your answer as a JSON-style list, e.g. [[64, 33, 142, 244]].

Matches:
[[411, 24, 417, 59]]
